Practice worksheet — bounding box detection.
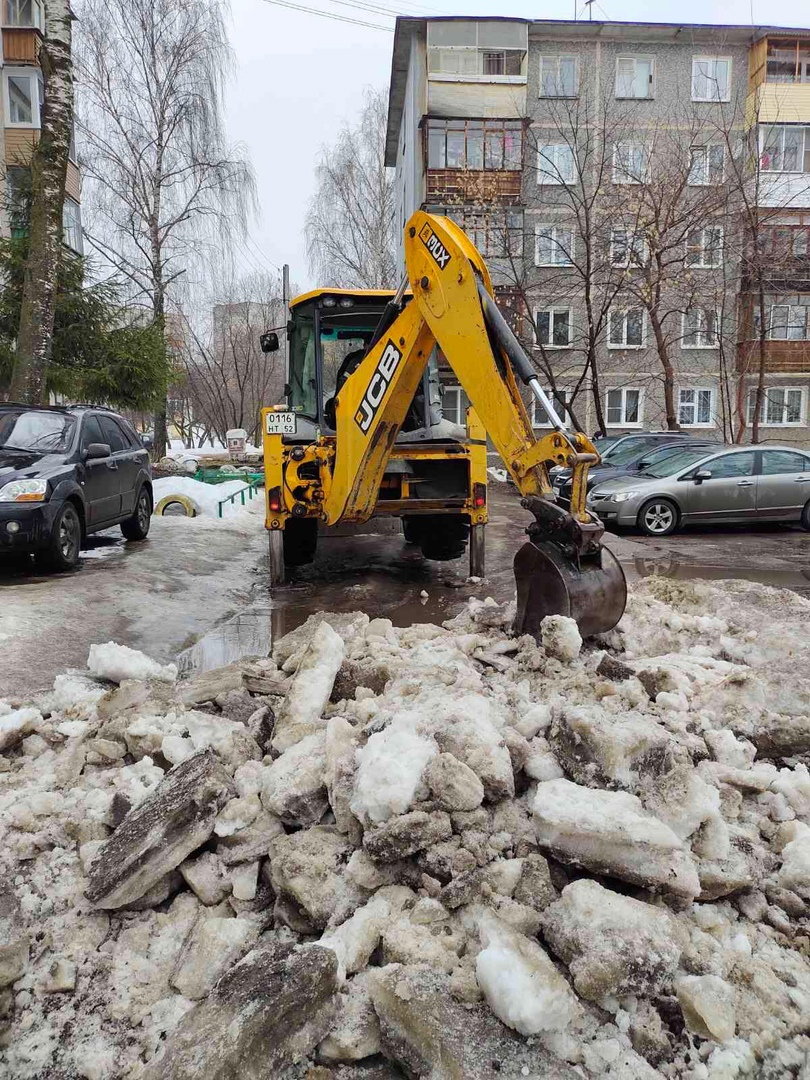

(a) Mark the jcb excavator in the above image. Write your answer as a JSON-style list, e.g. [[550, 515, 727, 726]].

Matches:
[[260, 210, 626, 638]]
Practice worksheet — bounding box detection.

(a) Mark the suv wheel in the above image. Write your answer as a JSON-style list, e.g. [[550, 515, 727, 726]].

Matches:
[[121, 487, 152, 541], [801, 499, 810, 533], [637, 498, 679, 537], [36, 502, 82, 572]]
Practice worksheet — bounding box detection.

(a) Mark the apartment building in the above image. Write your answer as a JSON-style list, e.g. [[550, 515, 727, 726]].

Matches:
[[1, 0, 82, 252], [385, 18, 810, 445]]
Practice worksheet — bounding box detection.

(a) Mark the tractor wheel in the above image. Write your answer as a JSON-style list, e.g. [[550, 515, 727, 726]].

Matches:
[[418, 515, 470, 562], [283, 518, 318, 567]]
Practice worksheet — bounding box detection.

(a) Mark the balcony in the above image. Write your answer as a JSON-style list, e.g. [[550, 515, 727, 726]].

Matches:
[[749, 36, 810, 124], [426, 168, 521, 202], [737, 339, 810, 373], [2, 26, 40, 64]]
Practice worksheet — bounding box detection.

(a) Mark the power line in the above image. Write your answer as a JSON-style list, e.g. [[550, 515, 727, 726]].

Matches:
[[257, 0, 393, 31]]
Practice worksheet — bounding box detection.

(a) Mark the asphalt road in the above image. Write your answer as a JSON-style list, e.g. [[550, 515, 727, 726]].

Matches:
[[1, 481, 808, 698]]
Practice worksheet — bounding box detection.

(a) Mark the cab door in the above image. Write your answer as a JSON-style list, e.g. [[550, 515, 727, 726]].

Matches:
[[756, 449, 810, 520], [682, 451, 758, 522], [79, 415, 122, 524]]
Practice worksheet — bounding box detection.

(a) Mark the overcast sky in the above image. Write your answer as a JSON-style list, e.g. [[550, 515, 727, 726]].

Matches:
[[224, 0, 809, 291]]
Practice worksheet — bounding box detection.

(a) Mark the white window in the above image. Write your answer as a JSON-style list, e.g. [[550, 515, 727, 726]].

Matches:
[[535, 224, 574, 266], [613, 142, 648, 184], [678, 388, 715, 426], [538, 55, 578, 97], [760, 126, 810, 173], [606, 388, 643, 427], [615, 57, 654, 99], [534, 308, 572, 348], [3, 0, 42, 27], [685, 226, 723, 268], [427, 21, 527, 82], [747, 387, 805, 426], [763, 304, 810, 340], [532, 389, 570, 427], [537, 143, 575, 184], [4, 70, 41, 127], [442, 384, 469, 425], [692, 57, 731, 102], [62, 198, 83, 254], [682, 308, 720, 348], [608, 308, 645, 348], [689, 144, 725, 185], [610, 227, 648, 268]]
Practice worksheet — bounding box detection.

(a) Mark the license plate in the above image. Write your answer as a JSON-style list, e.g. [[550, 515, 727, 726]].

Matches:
[[265, 412, 297, 436]]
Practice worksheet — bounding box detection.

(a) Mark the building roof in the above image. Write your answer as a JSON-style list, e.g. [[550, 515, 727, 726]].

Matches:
[[385, 15, 810, 166]]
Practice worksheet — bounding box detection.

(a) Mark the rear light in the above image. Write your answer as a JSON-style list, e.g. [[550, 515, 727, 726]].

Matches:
[[267, 486, 282, 513], [473, 483, 486, 508]]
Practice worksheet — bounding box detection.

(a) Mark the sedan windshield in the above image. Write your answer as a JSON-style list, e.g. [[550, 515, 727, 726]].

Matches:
[[0, 410, 76, 453], [643, 448, 714, 479], [637, 443, 714, 469], [603, 439, 675, 467]]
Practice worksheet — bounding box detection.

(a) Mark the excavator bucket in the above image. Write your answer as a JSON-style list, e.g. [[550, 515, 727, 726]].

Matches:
[[513, 537, 627, 640]]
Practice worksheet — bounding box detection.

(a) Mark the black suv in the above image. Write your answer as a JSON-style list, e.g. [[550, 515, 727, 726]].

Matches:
[[0, 404, 153, 571]]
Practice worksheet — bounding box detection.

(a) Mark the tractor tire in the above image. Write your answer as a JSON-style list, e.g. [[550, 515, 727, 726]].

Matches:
[[283, 518, 318, 567], [418, 514, 470, 562], [401, 517, 421, 544]]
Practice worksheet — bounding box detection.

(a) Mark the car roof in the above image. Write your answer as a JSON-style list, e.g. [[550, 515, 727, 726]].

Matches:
[[0, 402, 122, 416]]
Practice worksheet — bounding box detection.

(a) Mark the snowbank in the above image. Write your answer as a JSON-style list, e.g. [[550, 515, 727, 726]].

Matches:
[[153, 476, 262, 519], [1, 577, 810, 1079]]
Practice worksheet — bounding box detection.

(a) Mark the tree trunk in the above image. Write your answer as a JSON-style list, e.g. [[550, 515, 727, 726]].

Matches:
[[750, 275, 768, 445], [588, 346, 607, 436], [150, 213, 168, 460], [649, 309, 679, 430], [9, 0, 73, 403]]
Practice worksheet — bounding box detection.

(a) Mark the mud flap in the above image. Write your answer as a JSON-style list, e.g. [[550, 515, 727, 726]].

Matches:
[[513, 539, 627, 640]]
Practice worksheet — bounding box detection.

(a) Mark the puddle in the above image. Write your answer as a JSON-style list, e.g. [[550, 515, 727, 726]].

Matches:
[[624, 553, 810, 593], [177, 605, 273, 673]]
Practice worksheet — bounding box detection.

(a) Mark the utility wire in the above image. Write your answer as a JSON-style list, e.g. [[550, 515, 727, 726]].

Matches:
[[257, 0, 393, 31]]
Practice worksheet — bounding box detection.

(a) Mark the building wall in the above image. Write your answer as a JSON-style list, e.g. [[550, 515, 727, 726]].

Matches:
[[393, 30, 427, 265]]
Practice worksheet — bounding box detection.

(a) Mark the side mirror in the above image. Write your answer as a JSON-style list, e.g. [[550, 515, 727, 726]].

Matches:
[[693, 469, 712, 484], [283, 382, 292, 398], [637, 461, 651, 471], [260, 331, 280, 354], [84, 442, 111, 460]]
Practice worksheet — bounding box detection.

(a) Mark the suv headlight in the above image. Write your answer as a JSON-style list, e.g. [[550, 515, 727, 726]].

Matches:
[[0, 479, 48, 503], [612, 490, 639, 504]]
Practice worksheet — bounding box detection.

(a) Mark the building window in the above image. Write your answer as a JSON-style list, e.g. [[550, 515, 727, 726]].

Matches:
[[427, 20, 527, 82], [747, 387, 804, 426], [534, 308, 572, 348], [606, 388, 642, 426], [610, 227, 648, 268], [438, 207, 523, 258], [757, 303, 810, 340], [760, 126, 810, 173], [678, 388, 714, 426], [5, 165, 29, 235], [766, 39, 810, 85], [608, 308, 645, 348], [442, 384, 470, 425], [757, 226, 810, 258], [683, 308, 720, 348], [4, 70, 41, 127], [3, 0, 42, 27], [538, 55, 579, 97], [426, 118, 523, 171], [537, 142, 575, 184], [689, 144, 725, 185], [613, 142, 648, 184], [685, 226, 723, 268], [691, 57, 731, 102], [535, 224, 574, 266], [532, 388, 570, 427], [615, 57, 654, 99], [62, 198, 83, 254]]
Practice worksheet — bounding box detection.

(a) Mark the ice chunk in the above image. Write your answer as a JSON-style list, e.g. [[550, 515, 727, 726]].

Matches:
[[273, 621, 345, 750], [541, 615, 582, 663], [675, 974, 736, 1042], [778, 822, 810, 898], [171, 917, 256, 1000], [425, 752, 485, 811], [87, 641, 177, 684], [261, 730, 328, 826], [0, 707, 41, 752], [351, 724, 436, 824], [532, 778, 701, 897], [549, 704, 675, 789]]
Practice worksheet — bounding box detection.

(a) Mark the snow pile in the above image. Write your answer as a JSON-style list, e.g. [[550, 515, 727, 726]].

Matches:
[[152, 476, 262, 519], [1, 577, 810, 1079]]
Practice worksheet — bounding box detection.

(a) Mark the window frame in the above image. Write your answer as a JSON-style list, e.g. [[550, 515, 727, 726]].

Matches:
[[691, 56, 732, 102], [441, 383, 470, 426], [607, 307, 646, 349], [684, 225, 724, 269], [533, 307, 573, 349], [605, 387, 644, 428], [609, 227, 648, 268], [538, 54, 579, 98], [536, 141, 575, 185], [747, 386, 806, 427], [534, 223, 575, 267], [3, 68, 42, 128], [427, 22, 527, 84], [531, 388, 571, 428], [682, 308, 721, 349], [612, 141, 648, 184], [425, 118, 523, 172], [436, 205, 523, 259], [2, 0, 43, 28], [615, 56, 655, 100], [688, 143, 726, 185], [677, 387, 716, 427], [759, 124, 810, 174], [62, 197, 83, 255], [761, 303, 809, 341]]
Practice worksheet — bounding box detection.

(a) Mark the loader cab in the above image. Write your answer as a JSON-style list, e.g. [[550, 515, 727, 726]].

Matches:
[[286, 289, 446, 441]]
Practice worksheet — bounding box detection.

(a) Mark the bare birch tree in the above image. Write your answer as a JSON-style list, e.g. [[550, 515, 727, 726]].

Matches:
[[9, 0, 73, 402], [77, 0, 255, 457], [305, 87, 396, 289]]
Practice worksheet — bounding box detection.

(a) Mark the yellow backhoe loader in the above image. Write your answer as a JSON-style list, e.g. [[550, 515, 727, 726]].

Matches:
[[260, 210, 626, 638]]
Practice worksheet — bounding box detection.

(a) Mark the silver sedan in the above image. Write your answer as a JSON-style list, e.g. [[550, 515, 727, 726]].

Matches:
[[587, 444, 810, 536]]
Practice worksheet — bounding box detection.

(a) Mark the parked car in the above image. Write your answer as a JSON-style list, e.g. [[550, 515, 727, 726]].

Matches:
[[0, 404, 153, 571], [587, 444, 810, 536], [551, 435, 716, 508]]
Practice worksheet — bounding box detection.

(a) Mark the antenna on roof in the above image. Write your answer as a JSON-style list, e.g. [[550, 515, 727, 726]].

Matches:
[[585, 0, 594, 20]]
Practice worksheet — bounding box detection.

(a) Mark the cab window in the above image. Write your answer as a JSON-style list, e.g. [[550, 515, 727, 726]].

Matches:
[[701, 452, 756, 479], [761, 450, 809, 474], [98, 416, 126, 453], [288, 308, 317, 419], [80, 416, 106, 451]]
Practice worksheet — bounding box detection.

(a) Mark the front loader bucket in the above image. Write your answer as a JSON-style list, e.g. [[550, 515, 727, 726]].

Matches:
[[513, 539, 627, 640]]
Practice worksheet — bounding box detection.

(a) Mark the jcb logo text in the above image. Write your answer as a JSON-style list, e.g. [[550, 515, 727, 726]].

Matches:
[[355, 341, 402, 433]]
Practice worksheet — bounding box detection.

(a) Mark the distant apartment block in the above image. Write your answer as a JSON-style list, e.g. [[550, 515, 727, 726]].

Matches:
[[386, 18, 810, 444], [1, 0, 82, 252]]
